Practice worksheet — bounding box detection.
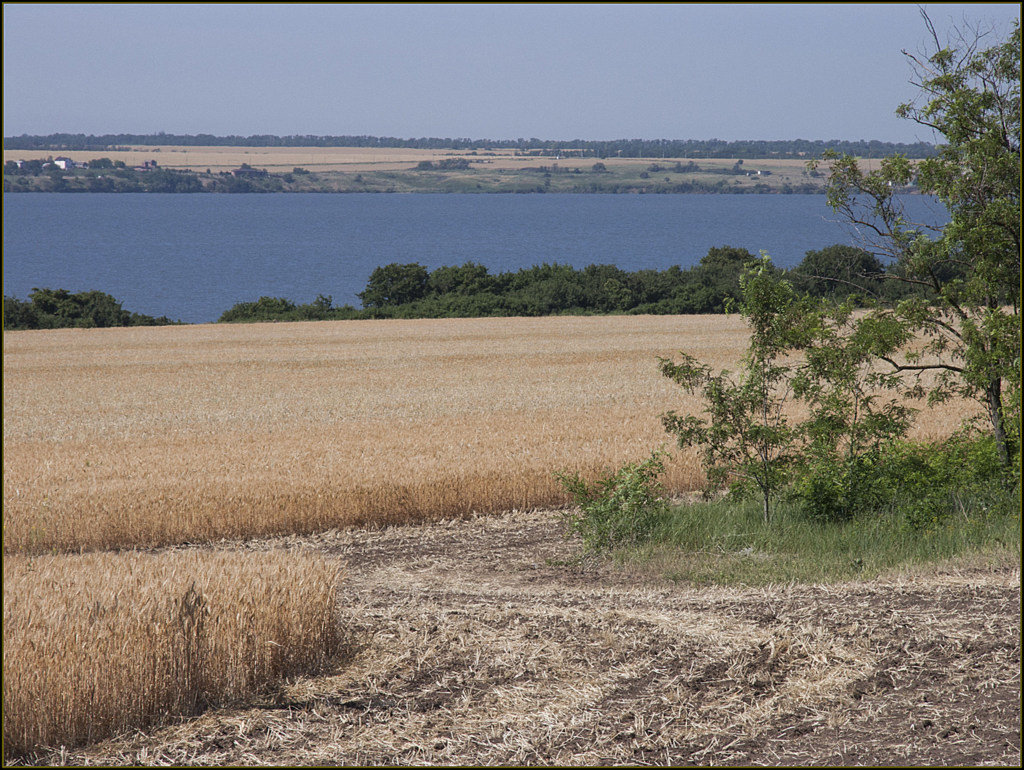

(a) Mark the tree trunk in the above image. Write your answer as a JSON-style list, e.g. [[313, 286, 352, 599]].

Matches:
[[986, 377, 1010, 467]]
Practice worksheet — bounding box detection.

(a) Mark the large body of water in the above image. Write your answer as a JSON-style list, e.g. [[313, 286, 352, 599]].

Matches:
[[3, 193, 948, 324]]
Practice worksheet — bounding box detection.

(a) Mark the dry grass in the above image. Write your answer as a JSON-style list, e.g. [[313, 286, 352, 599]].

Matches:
[[2, 549, 343, 761], [3, 315, 978, 555]]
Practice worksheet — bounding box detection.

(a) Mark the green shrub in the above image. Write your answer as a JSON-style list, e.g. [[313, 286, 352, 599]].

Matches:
[[556, 451, 669, 553], [791, 450, 890, 522], [4, 289, 179, 330], [792, 432, 1017, 529]]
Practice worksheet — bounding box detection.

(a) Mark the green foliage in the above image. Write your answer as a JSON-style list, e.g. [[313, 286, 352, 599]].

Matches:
[[357, 263, 430, 308], [793, 431, 1016, 529], [555, 451, 670, 553], [416, 158, 471, 170], [791, 244, 887, 301], [789, 450, 889, 522], [891, 432, 1014, 529], [216, 296, 296, 322], [3, 295, 37, 329], [142, 168, 203, 193], [661, 255, 816, 523], [4, 289, 179, 329], [426, 262, 493, 296], [789, 299, 916, 520], [2, 157, 208, 192], [217, 295, 360, 323], [643, 488, 1018, 586], [223, 244, 867, 323], [812, 14, 1021, 468]]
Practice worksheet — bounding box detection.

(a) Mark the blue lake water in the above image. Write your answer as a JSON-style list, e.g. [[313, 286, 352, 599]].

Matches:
[[2, 193, 948, 324]]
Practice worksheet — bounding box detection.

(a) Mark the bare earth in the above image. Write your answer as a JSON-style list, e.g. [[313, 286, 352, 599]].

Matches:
[[41, 509, 1020, 767]]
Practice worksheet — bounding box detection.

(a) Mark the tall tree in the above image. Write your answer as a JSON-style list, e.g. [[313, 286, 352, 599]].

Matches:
[[811, 12, 1020, 466]]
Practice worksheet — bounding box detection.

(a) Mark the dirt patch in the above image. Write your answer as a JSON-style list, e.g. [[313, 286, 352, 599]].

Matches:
[[23, 509, 1021, 766]]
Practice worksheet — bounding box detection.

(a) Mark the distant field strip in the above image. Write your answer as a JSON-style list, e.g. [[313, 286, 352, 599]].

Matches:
[[3, 145, 846, 174], [3, 145, 459, 172], [2, 316, 971, 554]]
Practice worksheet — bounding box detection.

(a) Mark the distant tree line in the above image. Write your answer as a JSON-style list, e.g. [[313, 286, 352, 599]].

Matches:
[[4, 289, 180, 330], [4, 133, 938, 159], [4, 158, 205, 193], [4, 244, 950, 330], [3, 158, 294, 193], [217, 244, 935, 323]]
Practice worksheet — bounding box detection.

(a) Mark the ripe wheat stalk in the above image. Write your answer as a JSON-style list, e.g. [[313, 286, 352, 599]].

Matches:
[[2, 549, 342, 760]]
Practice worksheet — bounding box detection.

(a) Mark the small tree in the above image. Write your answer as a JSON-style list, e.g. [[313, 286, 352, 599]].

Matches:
[[790, 301, 917, 519], [791, 244, 888, 301], [660, 255, 814, 524]]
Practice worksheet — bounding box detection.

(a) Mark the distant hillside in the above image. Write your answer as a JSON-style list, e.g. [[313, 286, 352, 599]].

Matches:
[[2, 133, 938, 159]]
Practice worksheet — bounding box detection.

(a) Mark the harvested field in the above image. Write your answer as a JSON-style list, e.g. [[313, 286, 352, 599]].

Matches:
[[2, 316, 976, 555], [20, 509, 1020, 767]]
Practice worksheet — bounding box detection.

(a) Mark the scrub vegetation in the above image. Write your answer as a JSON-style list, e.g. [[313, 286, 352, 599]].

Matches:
[[2, 243, 916, 329], [216, 243, 925, 323], [2, 288, 181, 330]]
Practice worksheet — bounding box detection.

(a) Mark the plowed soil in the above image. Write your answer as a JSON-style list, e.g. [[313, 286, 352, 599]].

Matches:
[[31, 510, 1021, 767]]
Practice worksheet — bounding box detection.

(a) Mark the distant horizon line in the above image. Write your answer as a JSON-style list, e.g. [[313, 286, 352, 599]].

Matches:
[[3, 132, 936, 146], [3, 133, 938, 160]]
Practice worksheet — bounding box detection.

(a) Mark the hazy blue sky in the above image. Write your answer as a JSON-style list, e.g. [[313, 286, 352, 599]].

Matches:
[[3, 3, 1019, 142]]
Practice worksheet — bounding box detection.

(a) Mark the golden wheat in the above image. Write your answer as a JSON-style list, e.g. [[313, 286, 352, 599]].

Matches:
[[2, 315, 978, 554], [1, 549, 341, 759]]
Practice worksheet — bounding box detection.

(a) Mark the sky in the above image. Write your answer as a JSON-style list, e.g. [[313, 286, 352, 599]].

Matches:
[[3, 3, 1020, 143]]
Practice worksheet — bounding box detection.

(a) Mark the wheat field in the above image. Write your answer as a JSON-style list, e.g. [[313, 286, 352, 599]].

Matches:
[[2, 549, 342, 759], [1, 314, 980, 760], [3, 315, 974, 555]]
